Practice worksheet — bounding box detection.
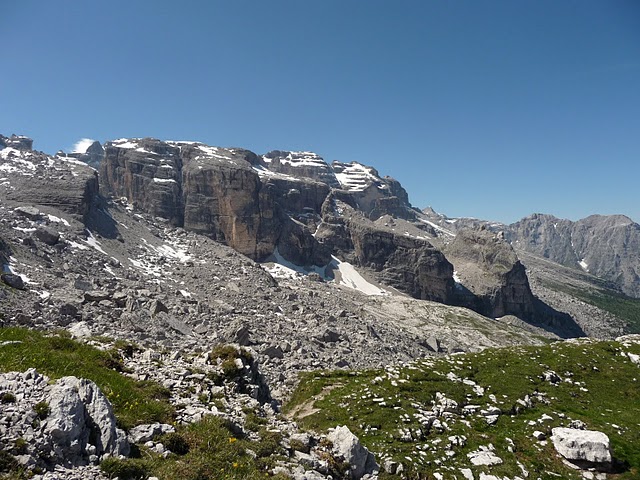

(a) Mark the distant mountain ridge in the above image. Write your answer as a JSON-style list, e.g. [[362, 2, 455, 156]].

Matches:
[[507, 213, 640, 298], [421, 208, 640, 299]]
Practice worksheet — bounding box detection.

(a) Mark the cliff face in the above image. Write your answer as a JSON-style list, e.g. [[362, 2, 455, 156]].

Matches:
[[99, 139, 333, 263], [317, 198, 454, 303], [101, 139, 183, 225], [0, 135, 99, 218], [508, 214, 640, 298], [95, 137, 548, 321], [444, 227, 537, 319], [181, 149, 278, 260]]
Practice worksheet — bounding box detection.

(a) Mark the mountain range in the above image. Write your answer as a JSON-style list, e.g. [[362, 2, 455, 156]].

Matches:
[[1, 132, 639, 479]]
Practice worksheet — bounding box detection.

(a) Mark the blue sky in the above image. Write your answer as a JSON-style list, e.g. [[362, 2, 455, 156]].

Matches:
[[1, 1, 638, 223]]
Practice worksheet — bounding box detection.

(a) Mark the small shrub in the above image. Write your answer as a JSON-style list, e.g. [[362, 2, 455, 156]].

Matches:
[[244, 412, 267, 432], [254, 429, 283, 458], [113, 340, 139, 358], [100, 349, 127, 372], [0, 450, 18, 473], [289, 438, 309, 453], [221, 358, 242, 378], [100, 457, 149, 480], [163, 432, 189, 455], [34, 401, 50, 420], [13, 437, 28, 455], [48, 335, 77, 351], [0, 392, 16, 404]]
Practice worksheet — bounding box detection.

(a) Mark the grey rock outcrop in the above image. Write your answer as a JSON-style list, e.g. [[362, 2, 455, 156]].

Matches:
[[444, 227, 536, 318], [76, 141, 105, 169], [0, 370, 128, 472], [264, 150, 340, 188], [44, 376, 130, 462], [1, 273, 25, 290], [318, 199, 454, 302], [0, 134, 33, 151], [551, 427, 611, 467], [326, 425, 379, 479], [100, 138, 328, 263], [0, 137, 99, 218]]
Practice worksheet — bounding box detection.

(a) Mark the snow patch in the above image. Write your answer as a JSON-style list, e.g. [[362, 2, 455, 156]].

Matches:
[[418, 219, 455, 237], [332, 256, 388, 296], [83, 231, 109, 256], [47, 214, 70, 226], [333, 162, 384, 192]]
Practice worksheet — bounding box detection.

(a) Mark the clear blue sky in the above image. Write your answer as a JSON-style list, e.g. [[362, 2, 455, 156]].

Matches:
[[1, 1, 638, 224]]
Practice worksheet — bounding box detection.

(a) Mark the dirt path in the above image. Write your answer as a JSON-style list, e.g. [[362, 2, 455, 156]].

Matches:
[[285, 383, 343, 420]]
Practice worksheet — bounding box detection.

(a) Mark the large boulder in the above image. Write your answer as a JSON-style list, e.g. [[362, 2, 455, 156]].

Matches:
[[551, 427, 611, 467], [327, 425, 379, 479], [44, 376, 130, 463]]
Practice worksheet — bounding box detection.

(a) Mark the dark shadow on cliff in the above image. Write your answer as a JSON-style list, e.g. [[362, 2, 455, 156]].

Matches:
[[451, 289, 586, 339], [83, 195, 121, 240], [529, 298, 586, 339]]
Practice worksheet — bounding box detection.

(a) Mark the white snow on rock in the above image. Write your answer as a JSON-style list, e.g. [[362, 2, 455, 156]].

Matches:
[[47, 214, 71, 226], [333, 161, 387, 192], [275, 151, 328, 168], [263, 248, 327, 280], [0, 148, 37, 175], [110, 138, 140, 149], [263, 251, 387, 296], [332, 256, 388, 296], [418, 218, 456, 237]]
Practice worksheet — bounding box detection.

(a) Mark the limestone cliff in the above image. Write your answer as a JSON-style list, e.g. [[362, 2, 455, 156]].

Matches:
[[317, 198, 454, 303], [0, 135, 99, 218], [443, 227, 536, 319], [508, 214, 640, 298]]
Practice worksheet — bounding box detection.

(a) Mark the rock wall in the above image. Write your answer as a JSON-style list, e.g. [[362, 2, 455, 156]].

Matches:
[[99, 139, 334, 262], [101, 139, 184, 225], [0, 136, 99, 218], [444, 227, 536, 318], [318, 199, 454, 303], [508, 214, 640, 298]]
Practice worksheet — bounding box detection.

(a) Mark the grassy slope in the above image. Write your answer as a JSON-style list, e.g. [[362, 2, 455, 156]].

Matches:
[[0, 328, 288, 480], [0, 327, 173, 430], [285, 339, 640, 479]]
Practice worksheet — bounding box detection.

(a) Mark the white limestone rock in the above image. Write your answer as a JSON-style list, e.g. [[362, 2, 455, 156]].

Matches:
[[551, 427, 611, 465]]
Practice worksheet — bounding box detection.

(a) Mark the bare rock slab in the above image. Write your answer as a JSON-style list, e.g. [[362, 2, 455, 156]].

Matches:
[[551, 427, 611, 466]]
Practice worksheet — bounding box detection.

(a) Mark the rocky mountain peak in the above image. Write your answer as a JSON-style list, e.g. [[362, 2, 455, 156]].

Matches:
[[0, 134, 33, 151], [263, 150, 340, 187]]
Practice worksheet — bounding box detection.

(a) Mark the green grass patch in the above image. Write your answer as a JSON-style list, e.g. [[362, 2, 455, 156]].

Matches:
[[286, 339, 640, 479], [140, 415, 285, 479], [0, 327, 174, 430]]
